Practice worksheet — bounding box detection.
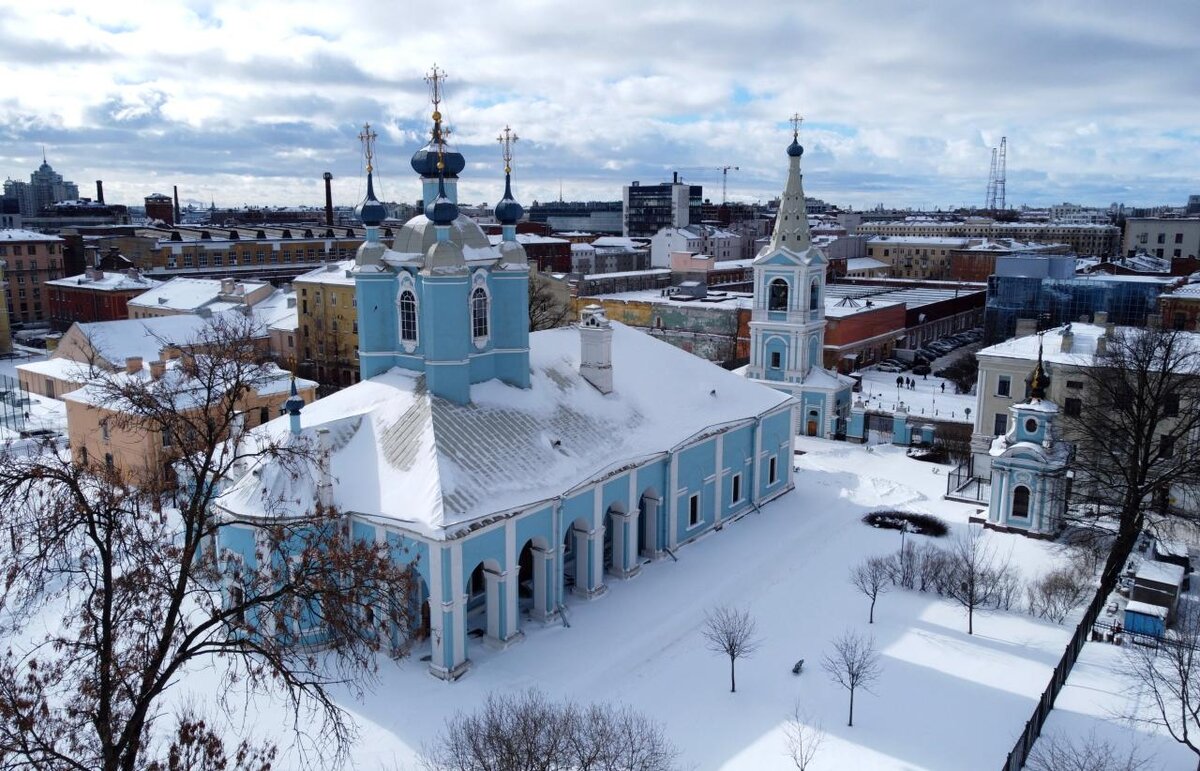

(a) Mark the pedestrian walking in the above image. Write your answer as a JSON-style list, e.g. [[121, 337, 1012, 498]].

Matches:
[[940, 382, 945, 393]]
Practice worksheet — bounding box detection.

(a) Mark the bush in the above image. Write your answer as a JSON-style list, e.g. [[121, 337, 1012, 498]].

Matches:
[[862, 511, 949, 538]]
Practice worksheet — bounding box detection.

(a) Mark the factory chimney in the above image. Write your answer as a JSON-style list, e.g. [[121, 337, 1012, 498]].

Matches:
[[323, 172, 334, 227], [95, 180, 104, 204], [173, 186, 181, 221]]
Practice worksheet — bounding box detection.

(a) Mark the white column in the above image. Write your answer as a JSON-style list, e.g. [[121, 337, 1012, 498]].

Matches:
[[588, 526, 605, 594], [484, 568, 502, 642], [532, 546, 554, 620], [504, 521, 518, 637], [641, 496, 659, 557], [609, 511, 625, 577], [714, 433, 725, 523], [668, 454, 679, 549]]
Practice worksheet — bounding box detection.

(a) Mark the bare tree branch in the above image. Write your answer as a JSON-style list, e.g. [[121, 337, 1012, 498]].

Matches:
[[821, 629, 881, 728], [701, 605, 761, 694]]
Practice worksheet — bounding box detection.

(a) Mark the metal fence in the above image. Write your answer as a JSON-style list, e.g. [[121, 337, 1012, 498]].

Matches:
[[1000, 574, 1113, 771], [0, 373, 28, 436], [946, 460, 990, 503]]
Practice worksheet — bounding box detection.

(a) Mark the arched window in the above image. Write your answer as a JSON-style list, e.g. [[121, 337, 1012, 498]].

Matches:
[[471, 287, 489, 340], [1011, 486, 1030, 518], [399, 290, 418, 343], [768, 278, 789, 311], [810, 279, 820, 311]]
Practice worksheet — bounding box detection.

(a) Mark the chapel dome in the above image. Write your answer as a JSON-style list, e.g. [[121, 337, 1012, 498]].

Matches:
[[391, 214, 491, 255], [410, 141, 467, 178]]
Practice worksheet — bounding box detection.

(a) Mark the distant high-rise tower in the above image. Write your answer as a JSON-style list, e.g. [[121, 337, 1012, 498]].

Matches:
[[985, 136, 1007, 211]]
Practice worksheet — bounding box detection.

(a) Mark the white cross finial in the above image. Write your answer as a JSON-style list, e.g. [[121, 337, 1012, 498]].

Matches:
[[790, 113, 803, 138], [357, 122, 377, 173], [497, 125, 519, 175]]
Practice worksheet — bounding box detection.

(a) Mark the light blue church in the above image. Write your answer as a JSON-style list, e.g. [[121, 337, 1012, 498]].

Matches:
[[744, 120, 854, 436], [214, 101, 798, 679], [976, 339, 1074, 537]]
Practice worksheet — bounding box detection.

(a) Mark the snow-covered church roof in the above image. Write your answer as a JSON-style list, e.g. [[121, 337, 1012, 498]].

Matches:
[[215, 322, 793, 539]]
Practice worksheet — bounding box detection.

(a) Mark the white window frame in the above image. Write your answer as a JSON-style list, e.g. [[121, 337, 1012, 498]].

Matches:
[[469, 270, 491, 349], [397, 273, 419, 352]]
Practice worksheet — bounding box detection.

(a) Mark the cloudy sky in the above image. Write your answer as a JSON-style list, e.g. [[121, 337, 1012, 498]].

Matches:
[[2, 0, 1197, 212]]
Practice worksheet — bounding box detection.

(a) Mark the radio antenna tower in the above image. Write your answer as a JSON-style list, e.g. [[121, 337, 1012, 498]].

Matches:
[[995, 136, 1007, 211], [985, 147, 998, 210]]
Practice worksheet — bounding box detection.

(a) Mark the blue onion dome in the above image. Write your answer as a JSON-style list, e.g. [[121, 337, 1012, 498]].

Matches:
[[411, 140, 466, 178], [495, 174, 524, 225], [787, 138, 804, 157], [356, 172, 388, 227], [425, 176, 458, 225]]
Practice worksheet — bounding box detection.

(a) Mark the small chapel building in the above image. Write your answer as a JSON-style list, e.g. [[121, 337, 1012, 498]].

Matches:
[[213, 107, 798, 679], [743, 121, 854, 437]]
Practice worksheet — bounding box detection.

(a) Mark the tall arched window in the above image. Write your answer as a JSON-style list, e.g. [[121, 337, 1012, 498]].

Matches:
[[399, 290, 418, 343], [1011, 486, 1030, 518], [768, 278, 789, 311], [471, 287, 489, 340], [809, 279, 820, 311]]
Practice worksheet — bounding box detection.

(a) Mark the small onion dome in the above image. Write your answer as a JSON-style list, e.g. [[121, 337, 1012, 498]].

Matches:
[[494, 174, 524, 225], [426, 175, 459, 225], [356, 172, 388, 227], [411, 141, 466, 178], [787, 138, 804, 158], [284, 376, 304, 416]]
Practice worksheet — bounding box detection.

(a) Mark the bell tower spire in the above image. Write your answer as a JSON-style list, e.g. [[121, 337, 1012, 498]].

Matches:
[[768, 113, 813, 254]]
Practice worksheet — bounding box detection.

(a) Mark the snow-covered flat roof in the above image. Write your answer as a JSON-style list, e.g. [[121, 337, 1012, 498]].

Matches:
[[128, 277, 268, 312], [296, 259, 355, 286], [0, 229, 62, 242], [978, 323, 1200, 368], [1124, 600, 1168, 618], [215, 323, 793, 538], [1135, 560, 1186, 586], [867, 235, 969, 246], [846, 257, 888, 271], [16, 357, 94, 382], [72, 313, 268, 368], [486, 234, 569, 246], [46, 271, 162, 292]]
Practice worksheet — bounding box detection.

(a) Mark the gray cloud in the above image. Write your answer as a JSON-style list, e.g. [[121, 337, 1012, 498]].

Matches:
[[1, 0, 1197, 209]]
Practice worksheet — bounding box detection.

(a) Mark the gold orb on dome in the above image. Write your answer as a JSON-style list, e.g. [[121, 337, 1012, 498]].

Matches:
[[432, 110, 441, 122], [437, 160, 445, 170]]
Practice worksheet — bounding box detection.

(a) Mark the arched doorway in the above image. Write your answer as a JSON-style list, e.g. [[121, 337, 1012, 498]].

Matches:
[[807, 408, 820, 437], [1011, 485, 1031, 519], [604, 501, 639, 578]]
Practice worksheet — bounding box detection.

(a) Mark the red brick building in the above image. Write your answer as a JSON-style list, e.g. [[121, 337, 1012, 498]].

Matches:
[[0, 229, 66, 325], [46, 267, 162, 330], [823, 300, 908, 372]]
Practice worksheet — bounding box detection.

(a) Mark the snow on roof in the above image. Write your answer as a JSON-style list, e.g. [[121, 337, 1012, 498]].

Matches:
[[46, 271, 162, 292], [215, 323, 793, 538], [581, 268, 671, 280], [251, 288, 299, 331], [16, 357, 95, 383], [128, 277, 268, 312], [1135, 560, 1186, 586], [846, 257, 888, 271], [296, 259, 355, 286], [867, 235, 969, 245], [978, 323, 1200, 368], [590, 237, 648, 249], [63, 360, 313, 408], [0, 229, 62, 242], [72, 313, 266, 368], [486, 234, 569, 246], [1124, 600, 1168, 618], [1165, 282, 1200, 299]]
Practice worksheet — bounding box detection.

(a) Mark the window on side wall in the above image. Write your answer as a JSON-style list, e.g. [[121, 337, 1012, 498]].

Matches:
[[997, 375, 1011, 397], [770, 351, 782, 369], [768, 456, 778, 485], [731, 473, 742, 504], [993, 413, 1007, 436], [688, 493, 700, 527]]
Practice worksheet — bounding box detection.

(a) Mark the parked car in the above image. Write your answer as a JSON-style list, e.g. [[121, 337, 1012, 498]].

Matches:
[[912, 363, 932, 376], [876, 363, 905, 373]]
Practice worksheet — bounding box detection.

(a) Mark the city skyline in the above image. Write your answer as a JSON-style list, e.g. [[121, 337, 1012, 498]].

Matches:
[[1, 0, 1197, 212]]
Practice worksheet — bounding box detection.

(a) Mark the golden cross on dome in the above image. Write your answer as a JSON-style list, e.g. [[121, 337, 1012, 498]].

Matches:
[[357, 122, 377, 173], [497, 125, 519, 175], [424, 65, 448, 171], [790, 113, 803, 139]]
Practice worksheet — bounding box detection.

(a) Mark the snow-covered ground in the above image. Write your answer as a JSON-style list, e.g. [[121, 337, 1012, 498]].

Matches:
[[0, 349, 66, 438], [856, 368, 975, 424], [153, 435, 1149, 770]]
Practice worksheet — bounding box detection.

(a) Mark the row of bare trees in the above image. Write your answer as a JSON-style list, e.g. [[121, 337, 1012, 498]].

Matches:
[[851, 529, 1094, 633]]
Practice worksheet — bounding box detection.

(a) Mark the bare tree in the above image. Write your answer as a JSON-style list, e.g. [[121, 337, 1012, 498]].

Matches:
[[420, 688, 677, 771], [1027, 565, 1092, 623], [1026, 729, 1150, 771], [917, 542, 949, 593], [943, 527, 1007, 634], [529, 271, 572, 332], [851, 556, 892, 623], [782, 704, 825, 770], [0, 315, 415, 771], [702, 605, 762, 693], [821, 629, 882, 728], [1058, 325, 1200, 590], [890, 541, 918, 590], [1125, 601, 1200, 768]]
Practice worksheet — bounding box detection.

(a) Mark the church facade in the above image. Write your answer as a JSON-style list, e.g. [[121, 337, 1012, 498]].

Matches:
[[213, 108, 799, 679], [744, 123, 854, 437]]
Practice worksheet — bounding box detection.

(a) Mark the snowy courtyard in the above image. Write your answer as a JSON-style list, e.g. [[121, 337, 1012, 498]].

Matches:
[[153, 434, 1199, 770]]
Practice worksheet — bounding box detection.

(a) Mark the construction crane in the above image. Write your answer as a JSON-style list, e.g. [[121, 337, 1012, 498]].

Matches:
[[675, 165, 740, 204]]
